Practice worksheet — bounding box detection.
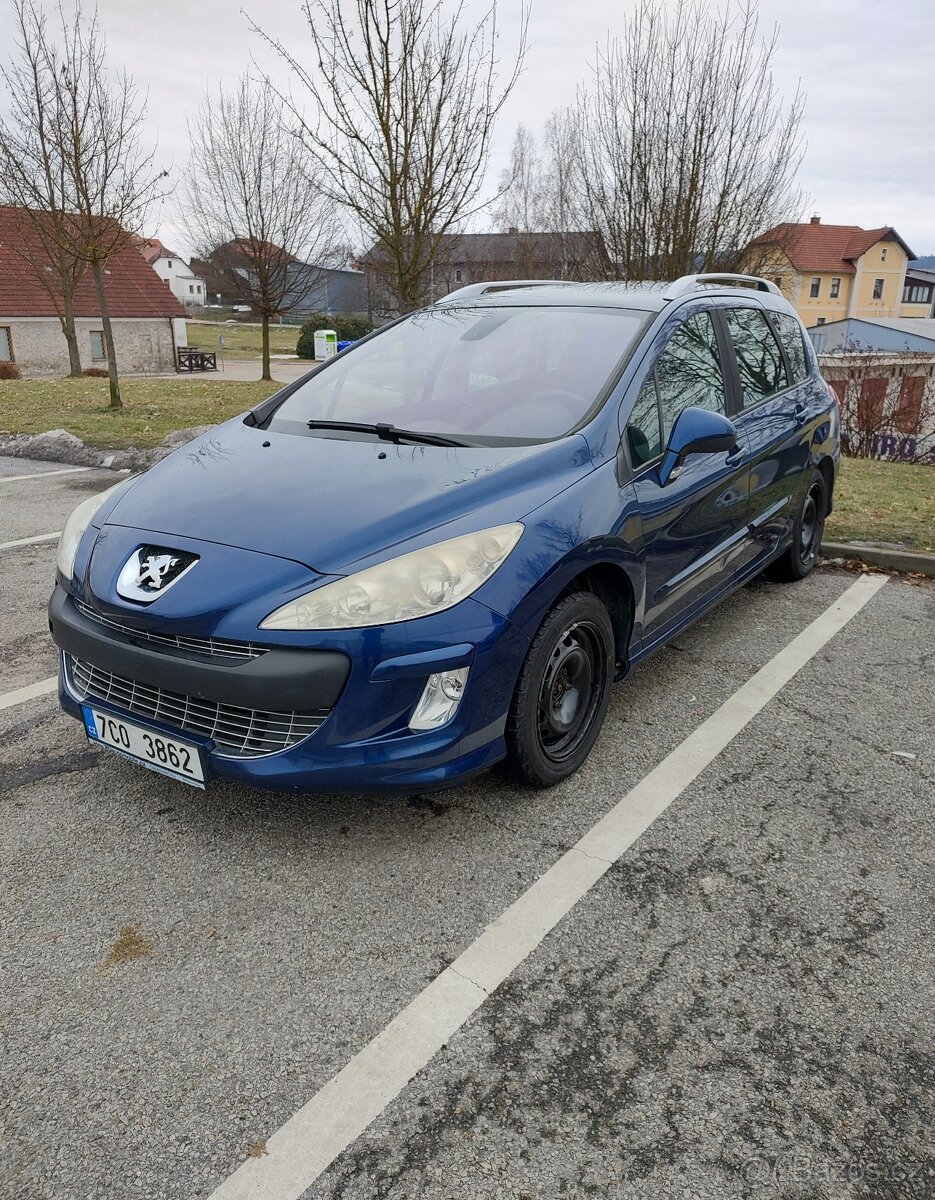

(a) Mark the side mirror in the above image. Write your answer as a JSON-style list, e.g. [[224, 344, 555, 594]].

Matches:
[[658, 407, 739, 486]]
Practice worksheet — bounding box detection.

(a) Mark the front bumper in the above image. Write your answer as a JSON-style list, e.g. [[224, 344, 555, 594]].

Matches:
[[51, 585, 529, 792]]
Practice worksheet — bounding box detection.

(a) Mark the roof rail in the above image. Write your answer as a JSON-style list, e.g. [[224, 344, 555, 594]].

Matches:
[[438, 279, 578, 303], [663, 273, 782, 299]]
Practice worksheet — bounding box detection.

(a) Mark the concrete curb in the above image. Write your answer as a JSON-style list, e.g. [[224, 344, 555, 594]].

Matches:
[[820, 540, 935, 578]]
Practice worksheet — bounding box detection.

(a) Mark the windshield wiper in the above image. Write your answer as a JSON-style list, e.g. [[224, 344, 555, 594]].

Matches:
[[305, 420, 468, 448]]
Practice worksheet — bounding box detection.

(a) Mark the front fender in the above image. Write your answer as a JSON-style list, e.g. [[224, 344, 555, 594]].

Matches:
[[474, 462, 646, 653]]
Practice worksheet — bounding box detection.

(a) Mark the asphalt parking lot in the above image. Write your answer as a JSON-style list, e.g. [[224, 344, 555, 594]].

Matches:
[[1, 455, 933, 1200]]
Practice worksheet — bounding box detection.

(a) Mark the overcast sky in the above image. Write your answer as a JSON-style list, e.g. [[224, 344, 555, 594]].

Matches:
[[3, 0, 933, 258]]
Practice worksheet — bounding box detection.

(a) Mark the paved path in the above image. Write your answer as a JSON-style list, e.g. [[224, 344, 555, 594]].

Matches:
[[1, 459, 932, 1200]]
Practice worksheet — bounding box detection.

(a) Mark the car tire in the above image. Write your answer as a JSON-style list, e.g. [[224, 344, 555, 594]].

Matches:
[[502, 591, 615, 788], [765, 469, 827, 583]]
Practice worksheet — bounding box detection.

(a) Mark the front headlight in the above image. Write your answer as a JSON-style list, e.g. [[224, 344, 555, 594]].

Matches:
[[56, 481, 128, 580], [260, 522, 524, 630]]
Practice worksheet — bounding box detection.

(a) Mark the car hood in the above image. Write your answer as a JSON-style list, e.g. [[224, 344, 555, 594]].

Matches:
[[104, 418, 595, 575]]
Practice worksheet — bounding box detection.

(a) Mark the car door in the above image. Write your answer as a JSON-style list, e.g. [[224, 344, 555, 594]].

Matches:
[[722, 306, 814, 568], [622, 307, 754, 646]]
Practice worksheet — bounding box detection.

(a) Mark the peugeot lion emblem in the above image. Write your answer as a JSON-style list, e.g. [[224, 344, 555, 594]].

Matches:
[[116, 545, 199, 603]]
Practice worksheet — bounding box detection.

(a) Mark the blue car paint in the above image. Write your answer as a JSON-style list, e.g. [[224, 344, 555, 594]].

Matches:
[[53, 283, 839, 792]]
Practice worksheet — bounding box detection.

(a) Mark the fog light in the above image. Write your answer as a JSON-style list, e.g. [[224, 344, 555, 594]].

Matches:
[[409, 667, 470, 731]]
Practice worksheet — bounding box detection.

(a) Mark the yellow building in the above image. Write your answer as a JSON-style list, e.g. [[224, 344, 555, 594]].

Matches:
[[743, 217, 917, 329]]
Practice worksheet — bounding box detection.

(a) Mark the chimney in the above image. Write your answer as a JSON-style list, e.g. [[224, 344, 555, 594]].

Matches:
[[508, 226, 519, 236], [810, 214, 820, 225]]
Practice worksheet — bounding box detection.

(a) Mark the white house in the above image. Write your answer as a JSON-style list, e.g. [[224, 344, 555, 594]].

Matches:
[[137, 238, 206, 308]]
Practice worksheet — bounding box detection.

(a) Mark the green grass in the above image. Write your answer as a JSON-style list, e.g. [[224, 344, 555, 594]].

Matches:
[[1, 377, 933, 553], [825, 457, 935, 553], [0, 376, 281, 448], [186, 320, 299, 360]]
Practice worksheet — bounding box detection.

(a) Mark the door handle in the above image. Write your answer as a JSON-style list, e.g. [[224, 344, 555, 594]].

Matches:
[[725, 443, 744, 464], [794, 403, 808, 425]]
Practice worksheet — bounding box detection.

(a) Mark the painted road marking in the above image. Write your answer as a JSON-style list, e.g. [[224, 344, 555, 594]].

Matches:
[[207, 572, 890, 1200], [0, 676, 58, 711], [0, 466, 92, 483], [0, 531, 61, 551]]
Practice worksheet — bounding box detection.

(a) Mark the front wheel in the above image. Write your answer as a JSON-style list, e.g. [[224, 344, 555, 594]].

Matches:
[[503, 591, 615, 787], [766, 470, 827, 582]]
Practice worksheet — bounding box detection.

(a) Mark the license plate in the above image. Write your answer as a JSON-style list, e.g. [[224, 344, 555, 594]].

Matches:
[[82, 706, 205, 787]]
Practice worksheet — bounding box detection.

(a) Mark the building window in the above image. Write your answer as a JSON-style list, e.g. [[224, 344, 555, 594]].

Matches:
[[189, 284, 195, 294], [816, 317, 826, 325], [895, 376, 924, 434], [809, 277, 821, 298], [455, 269, 462, 283], [830, 277, 841, 299], [873, 278, 884, 300], [90, 330, 106, 361], [858, 378, 887, 429], [167, 260, 173, 269], [881, 248, 887, 261], [0, 326, 13, 362], [903, 283, 933, 304]]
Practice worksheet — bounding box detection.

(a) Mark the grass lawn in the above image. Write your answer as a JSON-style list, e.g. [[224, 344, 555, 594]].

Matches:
[[186, 321, 300, 360], [825, 457, 935, 553], [0, 377, 281, 449]]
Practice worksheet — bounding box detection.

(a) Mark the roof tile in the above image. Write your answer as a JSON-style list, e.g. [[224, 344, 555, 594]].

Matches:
[[0, 206, 187, 319]]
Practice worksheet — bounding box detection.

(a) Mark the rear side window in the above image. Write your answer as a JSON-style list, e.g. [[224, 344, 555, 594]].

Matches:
[[725, 308, 788, 406], [770, 312, 810, 384]]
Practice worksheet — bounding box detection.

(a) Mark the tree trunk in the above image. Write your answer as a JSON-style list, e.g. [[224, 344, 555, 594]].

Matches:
[[61, 293, 83, 378], [92, 258, 122, 408], [261, 314, 271, 382]]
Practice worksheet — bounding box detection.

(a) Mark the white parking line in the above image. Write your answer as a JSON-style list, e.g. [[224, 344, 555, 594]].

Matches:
[[0, 466, 92, 483], [207, 572, 889, 1200], [0, 676, 58, 711], [0, 531, 61, 550]]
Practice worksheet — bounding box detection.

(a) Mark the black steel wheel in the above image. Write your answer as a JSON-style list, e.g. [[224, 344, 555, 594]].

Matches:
[[503, 591, 615, 787], [766, 470, 827, 582]]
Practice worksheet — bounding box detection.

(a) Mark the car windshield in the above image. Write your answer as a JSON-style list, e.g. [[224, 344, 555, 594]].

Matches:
[[267, 304, 648, 444]]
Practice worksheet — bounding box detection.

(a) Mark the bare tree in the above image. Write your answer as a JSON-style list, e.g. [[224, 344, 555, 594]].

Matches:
[[0, 0, 86, 376], [185, 77, 340, 381], [492, 124, 542, 233], [56, 6, 166, 407], [251, 0, 529, 312], [567, 0, 805, 280], [0, 1, 166, 405]]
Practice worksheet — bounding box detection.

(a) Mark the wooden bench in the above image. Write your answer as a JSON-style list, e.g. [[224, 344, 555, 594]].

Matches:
[[177, 348, 218, 372]]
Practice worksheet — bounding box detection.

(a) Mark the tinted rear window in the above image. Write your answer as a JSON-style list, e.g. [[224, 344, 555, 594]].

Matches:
[[268, 305, 648, 444], [725, 308, 788, 406], [770, 312, 810, 384]]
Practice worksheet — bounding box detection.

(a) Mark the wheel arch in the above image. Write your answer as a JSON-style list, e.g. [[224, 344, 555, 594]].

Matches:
[[816, 455, 836, 515]]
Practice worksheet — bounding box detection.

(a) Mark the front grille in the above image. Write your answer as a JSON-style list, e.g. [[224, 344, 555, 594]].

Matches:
[[65, 654, 329, 758], [75, 600, 266, 661]]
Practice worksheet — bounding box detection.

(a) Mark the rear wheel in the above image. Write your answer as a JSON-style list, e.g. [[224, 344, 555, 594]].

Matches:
[[766, 470, 827, 582], [503, 591, 615, 787]]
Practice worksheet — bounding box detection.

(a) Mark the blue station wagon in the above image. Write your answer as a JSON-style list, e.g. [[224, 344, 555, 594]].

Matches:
[[50, 274, 839, 792]]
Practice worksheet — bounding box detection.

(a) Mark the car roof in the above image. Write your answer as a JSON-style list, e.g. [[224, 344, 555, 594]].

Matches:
[[434, 276, 800, 319]]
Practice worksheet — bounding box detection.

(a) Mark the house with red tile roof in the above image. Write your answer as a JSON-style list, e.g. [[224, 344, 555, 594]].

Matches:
[[742, 216, 917, 329], [133, 237, 207, 308], [0, 206, 188, 377]]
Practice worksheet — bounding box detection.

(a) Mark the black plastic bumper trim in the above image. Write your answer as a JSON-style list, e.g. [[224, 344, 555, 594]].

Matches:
[[49, 586, 350, 713]]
